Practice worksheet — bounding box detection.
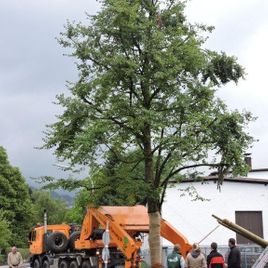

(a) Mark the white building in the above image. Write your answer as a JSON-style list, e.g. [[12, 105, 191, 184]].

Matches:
[[162, 168, 268, 246]]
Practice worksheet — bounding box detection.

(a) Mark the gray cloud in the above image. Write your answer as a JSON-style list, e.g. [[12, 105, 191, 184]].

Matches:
[[0, 0, 99, 182]]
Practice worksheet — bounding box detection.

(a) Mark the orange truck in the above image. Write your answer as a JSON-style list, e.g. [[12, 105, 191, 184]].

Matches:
[[28, 205, 191, 268]]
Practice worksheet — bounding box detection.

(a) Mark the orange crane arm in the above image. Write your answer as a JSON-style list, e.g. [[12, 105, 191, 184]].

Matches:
[[161, 219, 192, 257], [76, 205, 191, 266], [76, 207, 141, 261]]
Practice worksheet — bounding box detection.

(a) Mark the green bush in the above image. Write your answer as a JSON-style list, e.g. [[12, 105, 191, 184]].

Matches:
[[18, 248, 30, 262], [0, 254, 6, 265]]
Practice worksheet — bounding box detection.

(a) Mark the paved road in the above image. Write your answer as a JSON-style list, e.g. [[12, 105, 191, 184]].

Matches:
[[0, 264, 29, 268]]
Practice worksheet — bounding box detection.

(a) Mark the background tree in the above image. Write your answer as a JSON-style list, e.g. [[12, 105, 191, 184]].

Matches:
[[61, 149, 147, 222], [44, 149, 147, 202], [64, 189, 89, 223], [43, 0, 254, 264], [0, 146, 33, 247], [0, 210, 11, 252], [30, 190, 69, 224]]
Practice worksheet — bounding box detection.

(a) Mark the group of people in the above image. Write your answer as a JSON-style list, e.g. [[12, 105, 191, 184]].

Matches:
[[167, 238, 241, 268]]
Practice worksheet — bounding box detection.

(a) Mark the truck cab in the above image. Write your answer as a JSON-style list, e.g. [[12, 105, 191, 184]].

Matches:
[[29, 224, 71, 255]]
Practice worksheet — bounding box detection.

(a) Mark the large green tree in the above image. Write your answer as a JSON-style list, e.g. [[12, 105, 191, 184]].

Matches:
[[0, 146, 33, 247], [43, 0, 254, 265]]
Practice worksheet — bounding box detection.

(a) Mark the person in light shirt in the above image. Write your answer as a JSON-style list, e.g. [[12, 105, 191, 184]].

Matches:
[[7, 246, 23, 268], [185, 243, 206, 268]]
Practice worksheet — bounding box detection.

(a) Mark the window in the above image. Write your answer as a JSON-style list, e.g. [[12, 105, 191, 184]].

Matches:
[[235, 211, 263, 244], [28, 230, 36, 242]]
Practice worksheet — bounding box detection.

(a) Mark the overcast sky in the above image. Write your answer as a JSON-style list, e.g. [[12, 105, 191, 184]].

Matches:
[[1, 0, 268, 184]]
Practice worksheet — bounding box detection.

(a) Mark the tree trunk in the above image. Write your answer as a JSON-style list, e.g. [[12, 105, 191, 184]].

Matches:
[[143, 122, 162, 266], [148, 210, 162, 266]]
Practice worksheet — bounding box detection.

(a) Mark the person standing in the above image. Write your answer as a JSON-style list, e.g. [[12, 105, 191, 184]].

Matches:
[[185, 243, 206, 268], [227, 238, 241, 268], [207, 242, 225, 268], [7, 246, 23, 268], [167, 244, 185, 268]]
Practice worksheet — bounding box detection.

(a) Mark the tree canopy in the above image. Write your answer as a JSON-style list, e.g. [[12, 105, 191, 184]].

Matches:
[[0, 146, 33, 247], [0, 210, 11, 251], [43, 0, 254, 264]]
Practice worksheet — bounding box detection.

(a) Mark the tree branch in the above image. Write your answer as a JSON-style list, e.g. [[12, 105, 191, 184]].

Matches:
[[160, 163, 227, 187], [104, 143, 143, 165], [81, 96, 144, 141], [154, 128, 164, 187]]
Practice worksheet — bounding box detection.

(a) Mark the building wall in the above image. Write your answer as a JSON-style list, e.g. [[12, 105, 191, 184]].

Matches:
[[247, 171, 268, 179], [162, 181, 268, 246]]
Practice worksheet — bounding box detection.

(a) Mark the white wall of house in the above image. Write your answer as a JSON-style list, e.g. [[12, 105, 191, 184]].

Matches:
[[162, 181, 268, 246], [247, 171, 268, 179]]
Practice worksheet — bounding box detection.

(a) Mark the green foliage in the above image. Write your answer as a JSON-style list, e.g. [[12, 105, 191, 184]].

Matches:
[[64, 189, 89, 223], [178, 185, 210, 202], [203, 51, 245, 85], [0, 210, 11, 251], [0, 146, 33, 247], [44, 148, 153, 223], [17, 248, 30, 261], [88, 149, 150, 206], [30, 190, 69, 224], [43, 0, 254, 212], [0, 254, 5, 265]]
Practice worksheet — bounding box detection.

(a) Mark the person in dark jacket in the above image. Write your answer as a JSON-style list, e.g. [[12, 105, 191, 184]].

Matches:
[[167, 244, 185, 268], [227, 238, 241, 268], [207, 242, 225, 268]]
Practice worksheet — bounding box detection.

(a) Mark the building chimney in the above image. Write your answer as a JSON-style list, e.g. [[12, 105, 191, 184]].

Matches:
[[244, 153, 252, 170]]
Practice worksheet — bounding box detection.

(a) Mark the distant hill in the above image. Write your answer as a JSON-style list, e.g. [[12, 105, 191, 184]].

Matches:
[[29, 183, 75, 207], [51, 191, 74, 207]]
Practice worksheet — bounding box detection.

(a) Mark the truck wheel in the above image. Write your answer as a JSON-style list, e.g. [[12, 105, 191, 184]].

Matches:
[[59, 260, 69, 268], [68, 231, 80, 251], [34, 259, 41, 268], [42, 259, 50, 268], [47, 232, 68, 253], [81, 260, 91, 268], [69, 260, 78, 268]]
